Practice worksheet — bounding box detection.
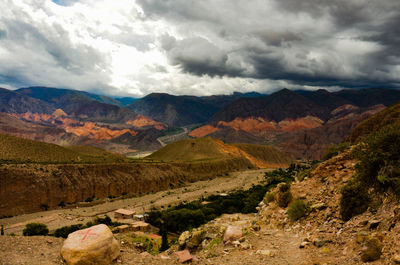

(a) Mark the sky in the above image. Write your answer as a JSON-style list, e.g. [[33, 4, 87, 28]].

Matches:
[[0, 0, 399, 97]]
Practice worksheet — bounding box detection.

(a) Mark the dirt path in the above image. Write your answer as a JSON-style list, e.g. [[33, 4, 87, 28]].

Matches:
[[1, 169, 270, 235]]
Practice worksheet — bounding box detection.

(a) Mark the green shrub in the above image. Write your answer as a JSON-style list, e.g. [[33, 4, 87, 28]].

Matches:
[[54, 224, 83, 238], [322, 142, 350, 161], [23, 223, 49, 236], [339, 179, 370, 221], [287, 199, 308, 221], [278, 182, 290, 193], [264, 192, 275, 204], [277, 191, 293, 208], [353, 125, 400, 195]]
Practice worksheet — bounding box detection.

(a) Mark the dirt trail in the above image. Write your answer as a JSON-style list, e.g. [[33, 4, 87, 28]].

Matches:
[[1, 169, 270, 235]]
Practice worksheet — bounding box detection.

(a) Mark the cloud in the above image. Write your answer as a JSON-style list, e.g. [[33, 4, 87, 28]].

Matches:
[[0, 0, 399, 97]]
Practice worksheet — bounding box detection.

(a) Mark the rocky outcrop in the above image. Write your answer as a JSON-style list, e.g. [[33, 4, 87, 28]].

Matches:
[[61, 224, 120, 265], [0, 159, 255, 217]]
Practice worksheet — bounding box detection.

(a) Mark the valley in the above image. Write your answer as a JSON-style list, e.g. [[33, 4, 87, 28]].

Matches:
[[1, 168, 269, 236]]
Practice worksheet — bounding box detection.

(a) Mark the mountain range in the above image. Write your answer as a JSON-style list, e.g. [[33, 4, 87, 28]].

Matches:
[[1, 86, 399, 159]]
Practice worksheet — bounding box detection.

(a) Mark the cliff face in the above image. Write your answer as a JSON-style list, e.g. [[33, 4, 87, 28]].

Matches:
[[0, 159, 254, 217]]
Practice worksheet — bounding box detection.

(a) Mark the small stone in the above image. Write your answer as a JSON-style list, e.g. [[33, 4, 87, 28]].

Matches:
[[223, 226, 243, 242], [310, 203, 327, 211], [240, 241, 251, 250], [360, 237, 382, 262], [299, 241, 311, 248], [256, 249, 275, 257], [392, 254, 400, 264], [174, 249, 193, 263], [369, 220, 381, 230]]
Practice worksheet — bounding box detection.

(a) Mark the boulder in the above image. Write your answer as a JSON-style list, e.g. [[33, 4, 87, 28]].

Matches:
[[223, 226, 243, 242], [178, 231, 191, 248], [61, 224, 120, 265]]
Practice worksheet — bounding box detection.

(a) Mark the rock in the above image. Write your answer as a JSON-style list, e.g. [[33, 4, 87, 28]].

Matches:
[[299, 241, 311, 248], [174, 249, 193, 263], [369, 220, 381, 230], [392, 254, 400, 264], [360, 237, 382, 262], [186, 229, 204, 249], [313, 239, 332, 248], [61, 224, 120, 265], [256, 249, 276, 257], [310, 203, 327, 211], [178, 231, 191, 248], [223, 226, 243, 242], [240, 241, 251, 250]]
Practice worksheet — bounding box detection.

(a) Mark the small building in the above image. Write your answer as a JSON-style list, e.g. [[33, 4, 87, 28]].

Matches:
[[131, 221, 150, 232], [133, 214, 149, 221], [116, 224, 131, 233], [114, 209, 134, 219]]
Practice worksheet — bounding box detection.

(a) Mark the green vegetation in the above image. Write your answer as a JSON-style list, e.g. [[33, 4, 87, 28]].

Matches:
[[54, 215, 118, 238], [339, 124, 400, 221], [276, 183, 293, 208], [1, 225, 4, 235], [0, 134, 128, 164], [287, 199, 308, 221], [339, 179, 370, 221], [348, 102, 400, 142], [54, 224, 84, 238], [322, 142, 350, 160], [147, 167, 295, 233], [129, 234, 159, 255], [23, 223, 49, 236]]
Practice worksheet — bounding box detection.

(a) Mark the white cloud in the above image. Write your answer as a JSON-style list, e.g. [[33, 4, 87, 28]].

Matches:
[[0, 0, 399, 97]]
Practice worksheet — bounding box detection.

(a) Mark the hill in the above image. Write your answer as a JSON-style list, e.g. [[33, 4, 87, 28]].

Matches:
[[147, 137, 292, 167], [16, 87, 138, 122], [347, 101, 400, 142], [0, 134, 127, 163], [0, 87, 54, 114], [17, 86, 123, 107]]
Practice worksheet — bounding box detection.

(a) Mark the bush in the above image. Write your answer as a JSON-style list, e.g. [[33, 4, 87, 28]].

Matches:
[[23, 223, 49, 236], [339, 179, 370, 221], [264, 192, 275, 204], [322, 142, 350, 161], [54, 224, 83, 238], [277, 191, 293, 208], [287, 199, 308, 221], [353, 125, 400, 195]]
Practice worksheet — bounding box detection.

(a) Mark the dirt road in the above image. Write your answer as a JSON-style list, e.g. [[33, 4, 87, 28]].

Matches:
[[1, 169, 270, 235]]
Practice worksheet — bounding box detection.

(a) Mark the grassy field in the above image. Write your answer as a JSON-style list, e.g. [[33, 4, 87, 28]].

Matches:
[[0, 134, 128, 164]]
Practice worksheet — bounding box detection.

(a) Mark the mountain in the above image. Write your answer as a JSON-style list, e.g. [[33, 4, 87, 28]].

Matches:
[[128, 92, 265, 127], [147, 137, 292, 167], [191, 88, 400, 160], [347, 101, 400, 142], [209, 88, 335, 124], [278, 104, 385, 159], [16, 87, 138, 122], [17, 86, 123, 107], [0, 87, 54, 114]]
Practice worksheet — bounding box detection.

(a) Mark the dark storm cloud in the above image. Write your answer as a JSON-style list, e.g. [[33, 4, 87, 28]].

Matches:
[[138, 0, 400, 88]]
